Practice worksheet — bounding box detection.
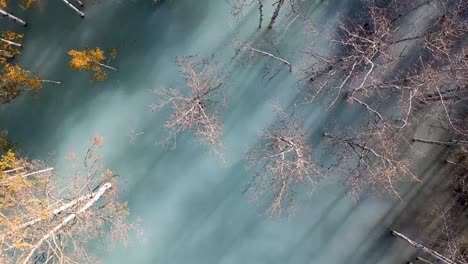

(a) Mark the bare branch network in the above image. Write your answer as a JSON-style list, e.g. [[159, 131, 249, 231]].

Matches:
[[245, 106, 321, 215], [152, 55, 226, 160]]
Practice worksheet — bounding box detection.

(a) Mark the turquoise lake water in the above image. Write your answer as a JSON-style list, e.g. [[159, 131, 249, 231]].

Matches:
[[0, 0, 452, 263]]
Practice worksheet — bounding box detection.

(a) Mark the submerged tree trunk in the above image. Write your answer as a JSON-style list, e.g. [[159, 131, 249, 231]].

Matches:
[[391, 230, 456, 264], [413, 138, 468, 146], [258, 0, 264, 29], [0, 8, 27, 26], [0, 38, 22, 48], [61, 0, 85, 17], [268, 0, 285, 29]]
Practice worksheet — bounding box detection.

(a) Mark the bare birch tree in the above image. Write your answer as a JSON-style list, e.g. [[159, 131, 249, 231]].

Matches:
[[245, 106, 321, 215], [151, 55, 225, 160], [0, 136, 139, 264]]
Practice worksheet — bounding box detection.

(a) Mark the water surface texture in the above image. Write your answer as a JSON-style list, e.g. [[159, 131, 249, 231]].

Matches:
[[0, 0, 446, 263]]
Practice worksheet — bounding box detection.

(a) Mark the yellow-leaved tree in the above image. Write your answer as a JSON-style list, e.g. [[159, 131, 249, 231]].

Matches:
[[68, 47, 117, 82], [0, 135, 140, 264], [0, 63, 61, 103], [19, 0, 39, 9]]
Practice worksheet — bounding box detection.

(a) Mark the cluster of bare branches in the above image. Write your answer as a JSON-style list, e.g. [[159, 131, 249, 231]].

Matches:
[[303, 0, 399, 108], [0, 136, 138, 264], [324, 121, 418, 198], [245, 106, 321, 215], [152, 55, 225, 160]]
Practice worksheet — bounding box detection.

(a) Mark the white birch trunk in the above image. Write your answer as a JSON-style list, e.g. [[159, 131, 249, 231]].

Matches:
[[241, 43, 292, 71], [0, 8, 27, 26], [6, 183, 107, 234], [95, 61, 117, 71], [61, 0, 85, 17], [0, 37, 22, 47], [41, 80, 62, 85], [392, 230, 456, 264], [21, 183, 112, 264]]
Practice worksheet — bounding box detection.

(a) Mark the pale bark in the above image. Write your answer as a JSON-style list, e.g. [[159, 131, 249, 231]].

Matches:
[[61, 0, 85, 17], [21, 183, 112, 264], [94, 61, 117, 71], [2, 167, 24, 173], [41, 80, 62, 85], [0, 167, 54, 186], [0, 38, 22, 48], [74, 0, 84, 6], [5, 183, 109, 235], [392, 230, 456, 264], [241, 42, 292, 71], [268, 0, 285, 29], [0, 8, 27, 26]]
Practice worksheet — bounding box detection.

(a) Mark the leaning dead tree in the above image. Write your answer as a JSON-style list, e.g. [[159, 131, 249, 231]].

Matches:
[[0, 136, 138, 264], [245, 106, 321, 215], [393, 204, 468, 264], [152, 55, 225, 160], [392, 231, 457, 264]]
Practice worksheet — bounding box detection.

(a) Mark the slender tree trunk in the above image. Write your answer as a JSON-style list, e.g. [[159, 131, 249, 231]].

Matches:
[[19, 167, 54, 178], [0, 49, 13, 58], [413, 138, 468, 146], [21, 183, 112, 264], [268, 0, 285, 29], [41, 80, 62, 85], [95, 61, 117, 71], [0, 8, 27, 26], [391, 230, 456, 264], [242, 43, 292, 71], [74, 0, 84, 6], [258, 0, 264, 29], [0, 38, 22, 48], [61, 0, 85, 17], [2, 167, 24, 173]]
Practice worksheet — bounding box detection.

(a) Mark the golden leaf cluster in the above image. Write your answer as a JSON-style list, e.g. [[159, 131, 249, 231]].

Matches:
[[68, 47, 113, 82]]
